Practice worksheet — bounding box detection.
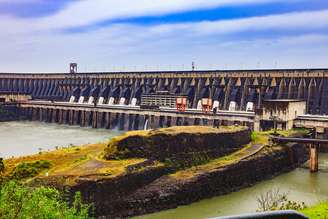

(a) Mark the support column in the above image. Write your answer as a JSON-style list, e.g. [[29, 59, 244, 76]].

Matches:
[[39, 108, 43, 121], [118, 113, 125, 130], [80, 111, 86, 127], [128, 114, 134, 130], [171, 117, 177, 126], [69, 110, 74, 125], [138, 115, 145, 130], [110, 112, 118, 129], [123, 114, 130, 130], [92, 111, 98, 128], [58, 109, 63, 124], [133, 114, 140, 130], [73, 111, 79, 126], [104, 112, 111, 129], [309, 143, 319, 173], [63, 110, 69, 124], [97, 112, 104, 128]]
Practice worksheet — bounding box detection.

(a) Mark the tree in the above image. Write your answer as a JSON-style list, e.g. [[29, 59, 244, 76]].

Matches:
[[0, 181, 93, 219]]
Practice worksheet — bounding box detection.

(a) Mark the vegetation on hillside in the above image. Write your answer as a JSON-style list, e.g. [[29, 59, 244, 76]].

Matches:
[[257, 189, 328, 219], [104, 125, 249, 160], [301, 202, 328, 219], [10, 160, 52, 180], [0, 180, 93, 219], [251, 128, 309, 145]]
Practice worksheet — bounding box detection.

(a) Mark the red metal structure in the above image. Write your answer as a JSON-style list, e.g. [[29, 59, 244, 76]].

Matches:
[[201, 98, 212, 113], [176, 97, 187, 112]]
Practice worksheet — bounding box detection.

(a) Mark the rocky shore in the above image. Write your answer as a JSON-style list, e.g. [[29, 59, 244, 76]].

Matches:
[[2, 126, 309, 219]]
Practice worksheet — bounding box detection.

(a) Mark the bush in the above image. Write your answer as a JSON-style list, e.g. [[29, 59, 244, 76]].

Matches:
[[256, 188, 306, 212], [0, 181, 93, 219], [11, 160, 52, 179], [301, 202, 328, 219]]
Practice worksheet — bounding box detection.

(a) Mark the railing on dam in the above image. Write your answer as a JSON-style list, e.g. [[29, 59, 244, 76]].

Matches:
[[212, 210, 308, 219], [16, 100, 255, 130]]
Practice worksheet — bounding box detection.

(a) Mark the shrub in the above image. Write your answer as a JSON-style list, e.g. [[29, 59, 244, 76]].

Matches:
[[256, 188, 306, 212], [11, 160, 52, 179], [0, 181, 93, 218]]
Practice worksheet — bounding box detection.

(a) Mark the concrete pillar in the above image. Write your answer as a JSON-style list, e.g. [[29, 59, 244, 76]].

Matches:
[[73, 111, 79, 126], [254, 115, 260, 131], [194, 118, 201, 125], [39, 108, 43, 121], [148, 115, 155, 129], [97, 112, 104, 128], [133, 114, 140, 130], [92, 111, 98, 128], [104, 112, 111, 129], [207, 119, 214, 127], [63, 110, 69, 124], [69, 110, 74, 125], [46, 109, 52, 123], [110, 112, 118, 129], [138, 115, 145, 130], [159, 116, 165, 128], [54, 109, 58, 123], [80, 111, 86, 127], [118, 113, 125, 130], [58, 109, 63, 124], [171, 117, 177, 126], [309, 144, 319, 173], [153, 115, 160, 129], [202, 118, 208, 126], [213, 119, 220, 128], [128, 114, 134, 130], [123, 114, 130, 130]]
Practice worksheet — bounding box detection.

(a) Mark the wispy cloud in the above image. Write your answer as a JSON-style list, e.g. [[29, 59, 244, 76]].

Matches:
[[0, 0, 300, 33], [0, 0, 327, 72]]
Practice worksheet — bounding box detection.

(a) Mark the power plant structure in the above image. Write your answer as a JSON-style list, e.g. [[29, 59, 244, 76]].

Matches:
[[1, 68, 328, 133]]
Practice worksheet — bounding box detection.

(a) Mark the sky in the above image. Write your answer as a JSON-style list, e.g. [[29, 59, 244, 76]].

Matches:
[[0, 0, 328, 73]]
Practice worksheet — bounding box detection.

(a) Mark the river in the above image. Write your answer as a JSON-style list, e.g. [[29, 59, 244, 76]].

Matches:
[[0, 121, 121, 158], [1, 121, 327, 218], [138, 154, 328, 219]]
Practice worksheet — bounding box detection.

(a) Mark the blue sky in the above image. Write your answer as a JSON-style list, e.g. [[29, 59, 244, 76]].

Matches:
[[0, 0, 328, 72]]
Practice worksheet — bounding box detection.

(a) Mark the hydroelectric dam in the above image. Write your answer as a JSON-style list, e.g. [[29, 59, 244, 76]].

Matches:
[[1, 68, 328, 131]]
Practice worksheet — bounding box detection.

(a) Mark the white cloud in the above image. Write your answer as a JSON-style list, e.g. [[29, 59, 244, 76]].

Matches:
[[0, 0, 300, 34], [38, 0, 298, 29], [0, 0, 327, 72]]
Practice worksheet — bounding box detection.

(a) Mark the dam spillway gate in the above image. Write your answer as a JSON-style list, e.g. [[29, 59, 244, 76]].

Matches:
[[1, 68, 328, 130]]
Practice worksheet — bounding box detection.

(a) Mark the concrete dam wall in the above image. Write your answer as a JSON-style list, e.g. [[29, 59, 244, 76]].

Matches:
[[1, 69, 328, 114]]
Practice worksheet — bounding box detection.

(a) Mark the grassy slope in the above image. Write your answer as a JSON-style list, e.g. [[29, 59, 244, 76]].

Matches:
[[301, 202, 328, 218], [2, 143, 148, 185], [171, 128, 308, 179], [2, 127, 307, 187]]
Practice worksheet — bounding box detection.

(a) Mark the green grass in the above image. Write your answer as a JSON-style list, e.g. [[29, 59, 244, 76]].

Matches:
[[301, 202, 328, 219], [10, 160, 52, 180]]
